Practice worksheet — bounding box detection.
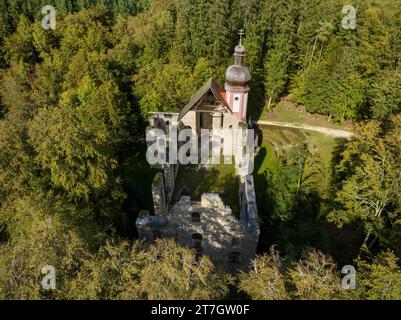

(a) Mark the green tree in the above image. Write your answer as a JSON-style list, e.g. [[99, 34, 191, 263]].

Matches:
[[370, 70, 401, 120], [28, 78, 128, 206], [238, 247, 288, 300], [239, 247, 344, 300], [67, 239, 231, 300], [0, 193, 95, 300], [289, 249, 343, 300], [355, 251, 401, 300], [330, 115, 401, 250]]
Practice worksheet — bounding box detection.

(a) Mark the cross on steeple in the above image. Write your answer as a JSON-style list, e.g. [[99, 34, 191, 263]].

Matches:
[[238, 28, 245, 45]]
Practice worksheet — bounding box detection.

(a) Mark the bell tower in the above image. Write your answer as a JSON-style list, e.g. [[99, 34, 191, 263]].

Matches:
[[225, 29, 251, 122]]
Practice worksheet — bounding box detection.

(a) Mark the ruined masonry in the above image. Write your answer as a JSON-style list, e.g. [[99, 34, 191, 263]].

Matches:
[[136, 39, 260, 272]]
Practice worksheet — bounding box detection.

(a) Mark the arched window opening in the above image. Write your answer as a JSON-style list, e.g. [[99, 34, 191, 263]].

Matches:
[[192, 233, 202, 249]]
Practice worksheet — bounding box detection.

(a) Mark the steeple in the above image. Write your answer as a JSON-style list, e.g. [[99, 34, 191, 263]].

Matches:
[[235, 29, 246, 65], [224, 30, 251, 122], [234, 44, 245, 66]]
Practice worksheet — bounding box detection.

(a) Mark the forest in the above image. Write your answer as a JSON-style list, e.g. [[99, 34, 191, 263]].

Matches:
[[0, 0, 401, 300]]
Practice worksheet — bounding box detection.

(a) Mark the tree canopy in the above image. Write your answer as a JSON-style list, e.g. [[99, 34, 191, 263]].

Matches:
[[1, 1, 401, 300]]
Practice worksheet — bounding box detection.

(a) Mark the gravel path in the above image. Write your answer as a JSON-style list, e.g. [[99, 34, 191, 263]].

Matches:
[[255, 120, 353, 138]]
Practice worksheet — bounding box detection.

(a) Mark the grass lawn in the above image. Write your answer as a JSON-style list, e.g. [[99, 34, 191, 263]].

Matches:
[[173, 162, 240, 216], [121, 151, 240, 217], [306, 130, 340, 166], [255, 124, 342, 197], [259, 100, 353, 131], [259, 125, 339, 167], [254, 141, 278, 176]]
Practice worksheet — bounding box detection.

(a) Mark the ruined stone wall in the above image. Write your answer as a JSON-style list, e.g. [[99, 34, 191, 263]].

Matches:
[[149, 112, 179, 131], [162, 193, 258, 271], [136, 214, 168, 241], [152, 173, 168, 217], [137, 189, 259, 271], [163, 164, 178, 205], [239, 175, 260, 256], [147, 111, 180, 210]]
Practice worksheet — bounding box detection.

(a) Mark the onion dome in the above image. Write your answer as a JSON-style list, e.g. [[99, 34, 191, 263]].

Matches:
[[225, 44, 251, 87]]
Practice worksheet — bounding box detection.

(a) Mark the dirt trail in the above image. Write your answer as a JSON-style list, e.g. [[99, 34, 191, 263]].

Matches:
[[255, 120, 353, 138]]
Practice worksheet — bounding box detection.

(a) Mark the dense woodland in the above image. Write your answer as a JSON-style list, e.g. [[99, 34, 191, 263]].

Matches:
[[1, 0, 401, 299]]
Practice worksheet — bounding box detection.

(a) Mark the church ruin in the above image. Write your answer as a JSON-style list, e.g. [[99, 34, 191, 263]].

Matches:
[[136, 38, 260, 272]]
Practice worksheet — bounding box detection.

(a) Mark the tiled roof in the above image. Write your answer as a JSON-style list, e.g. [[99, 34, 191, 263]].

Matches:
[[178, 78, 231, 120]]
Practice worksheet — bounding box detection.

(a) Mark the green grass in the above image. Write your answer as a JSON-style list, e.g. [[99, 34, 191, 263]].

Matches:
[[261, 126, 306, 157], [257, 98, 349, 169], [259, 100, 352, 131], [306, 131, 339, 166], [256, 125, 341, 195], [173, 162, 240, 216], [261, 126, 337, 162], [254, 142, 278, 175], [121, 153, 241, 217]]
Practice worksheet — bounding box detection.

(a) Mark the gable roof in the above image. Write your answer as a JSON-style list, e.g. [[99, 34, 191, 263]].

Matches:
[[178, 78, 231, 121]]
